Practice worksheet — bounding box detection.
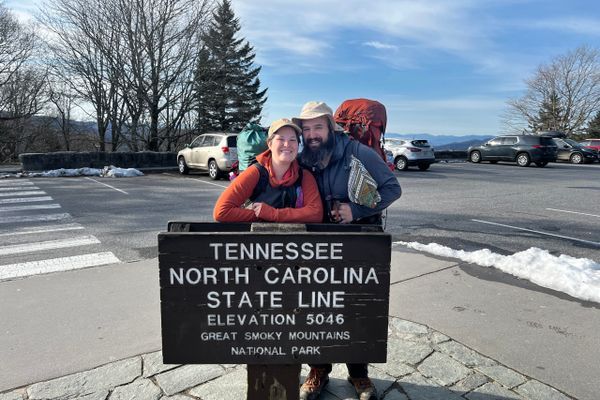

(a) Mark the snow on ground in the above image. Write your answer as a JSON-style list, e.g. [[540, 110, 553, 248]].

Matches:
[[0, 166, 143, 178], [394, 241, 600, 304]]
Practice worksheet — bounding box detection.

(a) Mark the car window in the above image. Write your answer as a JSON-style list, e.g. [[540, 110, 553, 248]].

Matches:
[[204, 136, 219, 147], [501, 137, 517, 145], [190, 136, 205, 148], [489, 138, 502, 146], [227, 136, 237, 147], [410, 140, 430, 147], [539, 137, 555, 146], [564, 138, 581, 147], [554, 138, 568, 147]]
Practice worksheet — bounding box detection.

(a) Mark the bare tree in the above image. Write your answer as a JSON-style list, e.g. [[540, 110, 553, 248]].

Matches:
[[505, 46, 600, 136], [111, 0, 211, 151], [39, 0, 126, 151], [47, 77, 78, 150]]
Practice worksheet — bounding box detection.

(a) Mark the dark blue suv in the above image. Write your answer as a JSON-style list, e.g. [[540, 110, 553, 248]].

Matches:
[[468, 135, 557, 167]]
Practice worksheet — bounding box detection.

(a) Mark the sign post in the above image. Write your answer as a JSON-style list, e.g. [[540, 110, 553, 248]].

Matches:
[[159, 222, 391, 400]]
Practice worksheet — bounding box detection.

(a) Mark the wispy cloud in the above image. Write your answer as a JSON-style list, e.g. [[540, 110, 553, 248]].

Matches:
[[364, 41, 398, 50]]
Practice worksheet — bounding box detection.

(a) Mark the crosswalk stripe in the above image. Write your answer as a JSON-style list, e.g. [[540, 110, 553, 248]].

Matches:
[[0, 235, 100, 256], [0, 252, 121, 280], [0, 181, 34, 187], [0, 223, 84, 237], [0, 186, 40, 191], [0, 204, 61, 212], [0, 196, 53, 204], [0, 213, 70, 224], [0, 191, 46, 197]]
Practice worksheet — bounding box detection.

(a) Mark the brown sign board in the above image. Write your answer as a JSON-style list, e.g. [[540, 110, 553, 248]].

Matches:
[[159, 223, 391, 364]]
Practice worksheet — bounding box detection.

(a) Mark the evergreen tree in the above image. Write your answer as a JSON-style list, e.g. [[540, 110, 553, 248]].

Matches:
[[194, 0, 267, 133], [586, 110, 600, 138], [531, 91, 563, 133]]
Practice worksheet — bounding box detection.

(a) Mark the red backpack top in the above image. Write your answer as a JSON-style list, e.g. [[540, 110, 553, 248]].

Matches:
[[334, 99, 387, 161]]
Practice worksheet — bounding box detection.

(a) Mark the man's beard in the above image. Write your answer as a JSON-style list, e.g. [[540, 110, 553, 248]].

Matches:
[[300, 131, 335, 169]]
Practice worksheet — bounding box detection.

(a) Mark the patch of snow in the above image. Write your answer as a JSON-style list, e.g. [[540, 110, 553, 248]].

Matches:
[[101, 166, 144, 177], [394, 241, 600, 304], [0, 166, 143, 178]]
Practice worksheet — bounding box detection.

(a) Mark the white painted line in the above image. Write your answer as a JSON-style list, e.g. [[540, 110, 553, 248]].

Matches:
[[0, 252, 121, 280], [472, 219, 600, 247], [0, 204, 61, 212], [0, 196, 53, 204], [0, 186, 39, 191], [0, 191, 46, 197], [84, 177, 128, 194], [546, 208, 600, 219], [0, 213, 71, 224], [0, 223, 84, 237], [0, 235, 100, 256], [192, 179, 228, 189], [0, 180, 34, 187]]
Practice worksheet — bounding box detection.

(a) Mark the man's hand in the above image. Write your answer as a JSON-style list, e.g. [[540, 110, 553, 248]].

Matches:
[[250, 202, 264, 217], [331, 203, 353, 224]]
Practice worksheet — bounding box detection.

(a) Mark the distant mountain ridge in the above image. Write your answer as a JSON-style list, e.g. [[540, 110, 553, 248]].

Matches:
[[386, 133, 494, 150]]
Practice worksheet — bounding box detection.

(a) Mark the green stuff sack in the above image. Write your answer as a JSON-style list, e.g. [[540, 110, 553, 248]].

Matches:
[[237, 123, 268, 172]]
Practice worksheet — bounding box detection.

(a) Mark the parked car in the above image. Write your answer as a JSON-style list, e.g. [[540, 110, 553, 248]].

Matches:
[[177, 133, 238, 179], [553, 138, 598, 164], [468, 135, 557, 167], [579, 138, 600, 157], [385, 138, 436, 170]]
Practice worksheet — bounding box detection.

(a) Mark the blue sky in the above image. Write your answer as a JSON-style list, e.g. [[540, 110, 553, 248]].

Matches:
[[6, 0, 600, 135]]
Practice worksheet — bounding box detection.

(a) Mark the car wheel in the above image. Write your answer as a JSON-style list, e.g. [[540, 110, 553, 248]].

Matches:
[[469, 151, 481, 163], [208, 159, 221, 180], [516, 152, 531, 167], [418, 163, 430, 171], [535, 161, 548, 167], [570, 153, 583, 164], [178, 157, 189, 175], [395, 156, 408, 171]]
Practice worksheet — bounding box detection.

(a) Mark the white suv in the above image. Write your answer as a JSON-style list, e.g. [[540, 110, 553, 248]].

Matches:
[[177, 133, 238, 179], [385, 138, 436, 171]]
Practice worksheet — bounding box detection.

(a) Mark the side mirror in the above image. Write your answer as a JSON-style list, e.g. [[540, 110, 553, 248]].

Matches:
[[563, 145, 569, 149], [484, 143, 489, 146], [185, 144, 191, 148]]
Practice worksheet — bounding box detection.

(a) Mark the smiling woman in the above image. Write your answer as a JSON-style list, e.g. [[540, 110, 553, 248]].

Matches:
[[213, 118, 323, 223]]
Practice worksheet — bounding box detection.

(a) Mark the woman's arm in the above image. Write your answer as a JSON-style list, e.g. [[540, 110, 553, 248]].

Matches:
[[213, 167, 261, 222], [255, 170, 323, 223]]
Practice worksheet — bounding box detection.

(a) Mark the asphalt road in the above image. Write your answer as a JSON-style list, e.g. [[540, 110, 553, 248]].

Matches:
[[3, 160, 597, 270]]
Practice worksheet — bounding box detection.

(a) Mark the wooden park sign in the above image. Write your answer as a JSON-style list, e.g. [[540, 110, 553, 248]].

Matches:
[[158, 222, 391, 365]]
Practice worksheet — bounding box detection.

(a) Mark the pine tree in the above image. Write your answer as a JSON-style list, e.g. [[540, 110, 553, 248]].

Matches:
[[194, 0, 267, 133], [532, 91, 563, 133], [586, 110, 600, 138]]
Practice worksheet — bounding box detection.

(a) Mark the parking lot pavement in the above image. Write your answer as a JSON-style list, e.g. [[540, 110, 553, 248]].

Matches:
[[0, 179, 121, 281], [1, 249, 591, 399]]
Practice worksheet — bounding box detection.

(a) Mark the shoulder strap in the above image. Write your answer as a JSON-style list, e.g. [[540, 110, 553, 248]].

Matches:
[[250, 163, 269, 201]]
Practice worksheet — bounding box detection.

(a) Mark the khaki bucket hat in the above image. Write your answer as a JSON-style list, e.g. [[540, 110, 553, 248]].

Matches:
[[268, 118, 302, 137], [293, 101, 340, 131]]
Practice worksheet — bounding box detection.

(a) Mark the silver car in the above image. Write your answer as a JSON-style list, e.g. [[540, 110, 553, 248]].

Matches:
[[385, 138, 436, 170], [177, 133, 238, 180]]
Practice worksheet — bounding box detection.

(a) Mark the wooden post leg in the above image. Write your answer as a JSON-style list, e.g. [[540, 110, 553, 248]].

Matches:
[[247, 364, 301, 400]]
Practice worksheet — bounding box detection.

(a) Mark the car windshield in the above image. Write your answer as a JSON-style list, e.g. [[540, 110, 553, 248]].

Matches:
[[564, 138, 582, 147]]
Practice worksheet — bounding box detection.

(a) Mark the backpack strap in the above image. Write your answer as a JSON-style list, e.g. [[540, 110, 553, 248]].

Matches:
[[249, 163, 269, 201]]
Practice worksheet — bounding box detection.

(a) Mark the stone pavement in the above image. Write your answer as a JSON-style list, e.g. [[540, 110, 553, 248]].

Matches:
[[0, 317, 573, 400]]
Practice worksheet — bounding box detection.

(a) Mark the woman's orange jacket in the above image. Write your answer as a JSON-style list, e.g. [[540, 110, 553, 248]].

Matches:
[[213, 150, 323, 223]]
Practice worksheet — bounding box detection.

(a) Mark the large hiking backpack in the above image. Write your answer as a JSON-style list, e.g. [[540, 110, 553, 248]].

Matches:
[[334, 99, 387, 162], [236, 123, 268, 172]]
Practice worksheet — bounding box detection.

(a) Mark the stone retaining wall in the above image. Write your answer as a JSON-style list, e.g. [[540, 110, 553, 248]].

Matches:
[[18, 152, 177, 171]]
